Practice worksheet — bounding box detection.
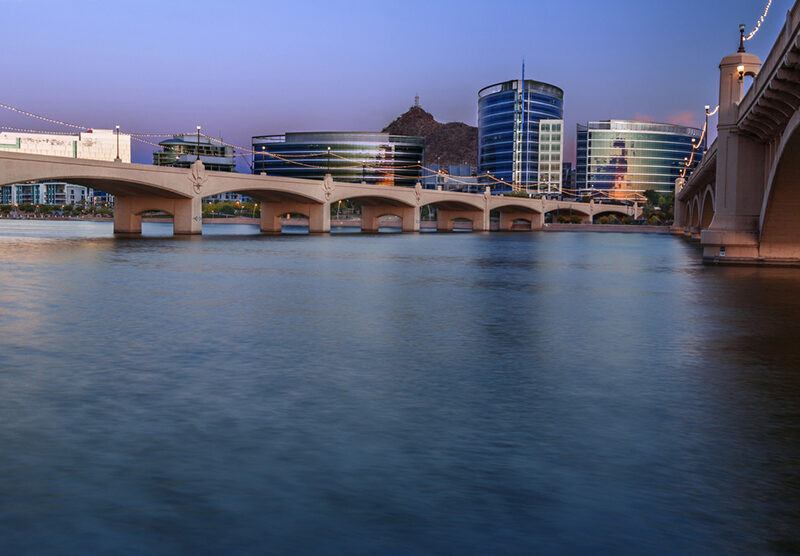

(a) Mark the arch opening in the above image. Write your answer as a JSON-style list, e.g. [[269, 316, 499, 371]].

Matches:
[[760, 122, 800, 259]]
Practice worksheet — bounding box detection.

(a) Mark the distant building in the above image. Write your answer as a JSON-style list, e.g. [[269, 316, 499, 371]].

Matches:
[[153, 134, 235, 172], [576, 120, 703, 199], [0, 129, 129, 205], [422, 164, 480, 192], [1, 181, 89, 205], [561, 162, 577, 197], [0, 128, 131, 162], [252, 132, 424, 187], [478, 79, 564, 193]]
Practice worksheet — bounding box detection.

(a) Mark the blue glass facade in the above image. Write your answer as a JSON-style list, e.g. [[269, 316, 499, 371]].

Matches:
[[576, 120, 704, 199], [252, 132, 424, 188], [478, 79, 564, 193]]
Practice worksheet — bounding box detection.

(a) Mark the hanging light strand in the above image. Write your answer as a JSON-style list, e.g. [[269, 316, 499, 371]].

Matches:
[[745, 0, 773, 40]]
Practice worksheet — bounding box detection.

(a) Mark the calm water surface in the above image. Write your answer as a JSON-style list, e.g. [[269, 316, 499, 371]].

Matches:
[[1, 220, 799, 554]]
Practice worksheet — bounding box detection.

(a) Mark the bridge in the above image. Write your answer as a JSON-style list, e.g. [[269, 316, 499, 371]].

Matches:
[[675, 0, 800, 264], [0, 150, 641, 235]]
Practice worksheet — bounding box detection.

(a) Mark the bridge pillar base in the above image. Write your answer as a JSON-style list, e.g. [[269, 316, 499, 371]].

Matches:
[[437, 209, 487, 232], [260, 201, 330, 233], [361, 205, 419, 232], [174, 198, 202, 235], [114, 196, 142, 234], [700, 229, 759, 262], [113, 196, 201, 235], [498, 211, 540, 231]]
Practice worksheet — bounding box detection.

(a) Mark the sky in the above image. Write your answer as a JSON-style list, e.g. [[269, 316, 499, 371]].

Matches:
[[0, 0, 792, 165]]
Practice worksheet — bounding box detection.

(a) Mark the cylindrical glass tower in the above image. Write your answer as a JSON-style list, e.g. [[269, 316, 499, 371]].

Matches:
[[478, 79, 564, 193], [575, 120, 704, 199], [252, 132, 424, 187]]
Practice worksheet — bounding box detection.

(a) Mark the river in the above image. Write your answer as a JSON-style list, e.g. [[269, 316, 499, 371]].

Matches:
[[1, 220, 799, 554]]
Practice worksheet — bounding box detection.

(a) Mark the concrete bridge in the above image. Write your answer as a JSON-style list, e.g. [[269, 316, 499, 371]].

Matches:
[[675, 0, 800, 264], [0, 150, 640, 235]]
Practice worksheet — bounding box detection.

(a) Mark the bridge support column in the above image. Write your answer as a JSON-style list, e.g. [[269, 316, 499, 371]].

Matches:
[[402, 206, 420, 232], [436, 209, 486, 232], [173, 197, 202, 235], [260, 201, 330, 234], [701, 49, 763, 261], [361, 205, 419, 232], [113, 196, 200, 235], [498, 211, 541, 231], [113, 196, 142, 234]]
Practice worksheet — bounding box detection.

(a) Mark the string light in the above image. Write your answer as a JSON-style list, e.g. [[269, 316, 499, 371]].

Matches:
[[745, 0, 772, 40]]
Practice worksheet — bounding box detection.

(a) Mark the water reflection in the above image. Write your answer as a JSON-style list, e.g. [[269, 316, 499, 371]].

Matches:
[[1, 222, 799, 554]]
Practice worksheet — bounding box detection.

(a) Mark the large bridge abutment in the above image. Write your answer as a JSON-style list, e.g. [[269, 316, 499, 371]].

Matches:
[[113, 196, 201, 235]]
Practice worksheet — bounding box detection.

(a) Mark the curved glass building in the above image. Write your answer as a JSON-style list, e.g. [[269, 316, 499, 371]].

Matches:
[[478, 79, 564, 193], [575, 120, 704, 199], [252, 132, 424, 187]]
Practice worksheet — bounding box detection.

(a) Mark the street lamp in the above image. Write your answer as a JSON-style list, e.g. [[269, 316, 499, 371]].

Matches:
[[196, 125, 201, 162], [326, 146, 331, 174], [115, 125, 121, 162]]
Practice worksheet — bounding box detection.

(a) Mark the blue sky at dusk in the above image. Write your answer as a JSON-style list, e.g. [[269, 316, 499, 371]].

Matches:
[[0, 0, 790, 164]]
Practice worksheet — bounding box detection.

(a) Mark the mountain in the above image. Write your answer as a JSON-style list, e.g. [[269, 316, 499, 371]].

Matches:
[[382, 106, 477, 169]]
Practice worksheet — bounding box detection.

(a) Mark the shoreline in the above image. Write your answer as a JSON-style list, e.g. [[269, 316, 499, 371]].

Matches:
[[0, 216, 672, 233]]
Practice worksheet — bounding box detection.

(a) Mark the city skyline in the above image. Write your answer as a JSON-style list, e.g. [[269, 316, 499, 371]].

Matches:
[[0, 0, 789, 164]]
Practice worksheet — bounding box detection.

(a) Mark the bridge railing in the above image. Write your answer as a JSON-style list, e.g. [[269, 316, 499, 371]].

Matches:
[[738, 0, 800, 123]]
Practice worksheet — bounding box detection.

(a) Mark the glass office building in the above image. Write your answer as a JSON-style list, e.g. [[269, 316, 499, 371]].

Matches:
[[478, 79, 564, 193], [576, 120, 703, 199], [153, 134, 235, 172], [252, 132, 424, 187]]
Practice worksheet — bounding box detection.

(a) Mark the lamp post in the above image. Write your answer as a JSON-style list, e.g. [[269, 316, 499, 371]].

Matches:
[[326, 146, 331, 174], [704, 105, 710, 152], [115, 125, 121, 162], [196, 125, 201, 162]]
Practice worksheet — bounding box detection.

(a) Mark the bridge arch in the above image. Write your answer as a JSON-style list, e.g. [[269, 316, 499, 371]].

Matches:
[[333, 193, 417, 233], [759, 110, 800, 259], [0, 175, 192, 199], [700, 186, 715, 231], [691, 196, 700, 229]]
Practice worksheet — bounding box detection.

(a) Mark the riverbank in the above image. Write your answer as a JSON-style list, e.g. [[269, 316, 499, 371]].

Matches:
[[543, 224, 671, 233]]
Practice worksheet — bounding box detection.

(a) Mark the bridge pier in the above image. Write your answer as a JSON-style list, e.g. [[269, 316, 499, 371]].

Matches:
[[361, 205, 419, 232], [436, 209, 488, 232], [260, 201, 330, 233], [498, 211, 542, 231], [113, 196, 201, 235]]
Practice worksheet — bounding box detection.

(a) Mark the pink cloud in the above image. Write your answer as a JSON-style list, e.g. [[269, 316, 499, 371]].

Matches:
[[634, 113, 656, 123], [666, 110, 701, 128]]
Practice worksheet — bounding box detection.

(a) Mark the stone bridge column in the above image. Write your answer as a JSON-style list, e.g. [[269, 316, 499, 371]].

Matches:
[[173, 197, 202, 235], [113, 196, 142, 234], [701, 49, 763, 259], [672, 178, 687, 234], [260, 201, 330, 233]]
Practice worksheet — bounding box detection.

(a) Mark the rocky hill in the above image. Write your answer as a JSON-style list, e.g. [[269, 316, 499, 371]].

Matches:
[[382, 106, 477, 168]]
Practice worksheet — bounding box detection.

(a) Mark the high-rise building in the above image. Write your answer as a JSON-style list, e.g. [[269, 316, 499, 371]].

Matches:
[[153, 134, 235, 172], [576, 120, 703, 199], [252, 132, 424, 187], [478, 79, 564, 193]]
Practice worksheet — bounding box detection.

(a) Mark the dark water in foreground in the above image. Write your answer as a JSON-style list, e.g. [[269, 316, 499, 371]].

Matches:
[[1, 220, 799, 555]]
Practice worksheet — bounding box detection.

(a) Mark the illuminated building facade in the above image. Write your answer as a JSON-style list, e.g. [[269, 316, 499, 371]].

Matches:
[[478, 79, 564, 193], [576, 120, 703, 199], [153, 134, 235, 172], [252, 132, 424, 187]]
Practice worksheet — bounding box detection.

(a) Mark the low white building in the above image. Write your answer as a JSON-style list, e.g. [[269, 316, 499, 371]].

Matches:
[[0, 128, 131, 162], [0, 128, 129, 205], [1, 181, 91, 206]]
